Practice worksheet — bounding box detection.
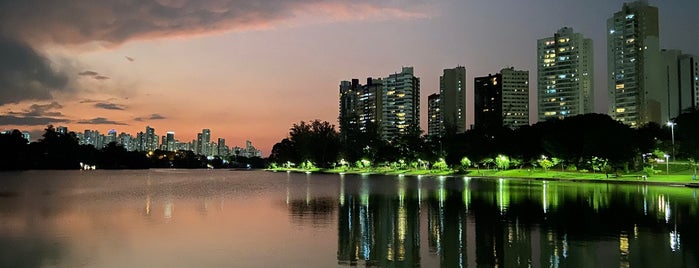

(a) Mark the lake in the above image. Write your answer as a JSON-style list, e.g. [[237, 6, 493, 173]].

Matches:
[[0, 170, 697, 267]]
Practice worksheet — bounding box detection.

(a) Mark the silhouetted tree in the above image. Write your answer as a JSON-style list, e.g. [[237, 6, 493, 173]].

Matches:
[[0, 130, 28, 170]]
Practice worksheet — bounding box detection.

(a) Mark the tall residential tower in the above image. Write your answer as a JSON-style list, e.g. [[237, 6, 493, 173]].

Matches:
[[607, 0, 661, 126], [439, 66, 466, 134], [538, 27, 593, 121]]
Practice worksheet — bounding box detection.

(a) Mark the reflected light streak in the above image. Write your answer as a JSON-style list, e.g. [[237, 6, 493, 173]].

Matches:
[[145, 194, 151, 216], [670, 226, 681, 252], [542, 181, 548, 214]]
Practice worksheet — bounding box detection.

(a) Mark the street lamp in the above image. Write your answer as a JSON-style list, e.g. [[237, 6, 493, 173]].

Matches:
[[667, 121, 676, 161]]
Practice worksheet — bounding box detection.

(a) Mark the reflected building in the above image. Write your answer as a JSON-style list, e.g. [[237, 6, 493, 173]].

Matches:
[[337, 177, 421, 266]]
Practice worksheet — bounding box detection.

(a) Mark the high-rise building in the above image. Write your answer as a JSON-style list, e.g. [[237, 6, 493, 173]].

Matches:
[[439, 66, 466, 134], [338, 78, 384, 135], [475, 73, 502, 130], [538, 27, 594, 121], [339, 67, 418, 141], [607, 0, 661, 126], [217, 138, 228, 156], [166, 131, 175, 151], [381, 66, 420, 139], [475, 68, 529, 129], [56, 126, 68, 134], [145, 126, 157, 151], [107, 129, 117, 144], [679, 54, 699, 111], [427, 93, 441, 137], [339, 79, 361, 134]]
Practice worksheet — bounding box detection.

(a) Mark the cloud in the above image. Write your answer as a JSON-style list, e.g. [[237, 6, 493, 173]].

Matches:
[[135, 113, 167, 121], [0, 1, 426, 46], [0, 36, 69, 105], [78, 70, 99, 76], [94, 102, 126, 110], [77, 117, 127, 125], [0, 115, 70, 126], [9, 101, 65, 117], [78, 70, 110, 81], [0, 0, 424, 104]]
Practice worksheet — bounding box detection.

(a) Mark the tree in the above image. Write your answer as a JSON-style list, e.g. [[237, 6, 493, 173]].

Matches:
[[0, 130, 28, 170], [495, 155, 510, 170]]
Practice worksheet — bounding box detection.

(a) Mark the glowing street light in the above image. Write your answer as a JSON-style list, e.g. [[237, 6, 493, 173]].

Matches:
[[667, 121, 676, 161]]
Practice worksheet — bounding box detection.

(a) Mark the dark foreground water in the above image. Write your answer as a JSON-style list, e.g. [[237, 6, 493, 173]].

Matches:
[[0, 170, 697, 267]]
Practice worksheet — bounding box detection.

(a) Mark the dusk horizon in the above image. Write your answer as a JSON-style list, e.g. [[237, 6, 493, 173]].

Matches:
[[1, 0, 698, 155]]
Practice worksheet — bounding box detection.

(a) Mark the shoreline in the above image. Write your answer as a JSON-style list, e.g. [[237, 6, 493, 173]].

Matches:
[[269, 168, 699, 188]]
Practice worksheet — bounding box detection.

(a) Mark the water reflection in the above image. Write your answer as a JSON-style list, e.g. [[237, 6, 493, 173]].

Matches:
[[331, 175, 699, 267]]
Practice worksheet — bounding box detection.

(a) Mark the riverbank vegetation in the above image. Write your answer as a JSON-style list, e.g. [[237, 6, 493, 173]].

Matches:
[[269, 112, 699, 183]]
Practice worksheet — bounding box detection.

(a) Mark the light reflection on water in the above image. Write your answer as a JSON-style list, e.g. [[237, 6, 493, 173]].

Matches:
[[0, 170, 697, 267]]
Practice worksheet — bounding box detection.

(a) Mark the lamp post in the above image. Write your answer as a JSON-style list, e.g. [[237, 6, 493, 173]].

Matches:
[[665, 154, 670, 175], [667, 121, 675, 162]]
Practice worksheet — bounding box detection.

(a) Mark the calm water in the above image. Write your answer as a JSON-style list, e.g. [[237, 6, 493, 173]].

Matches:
[[0, 170, 697, 267]]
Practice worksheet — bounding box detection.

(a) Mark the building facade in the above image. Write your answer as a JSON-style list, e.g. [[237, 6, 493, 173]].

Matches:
[[538, 27, 593, 121], [607, 0, 661, 126], [475, 68, 529, 130], [381, 67, 420, 140], [439, 66, 466, 134], [339, 67, 420, 141], [427, 93, 441, 137], [501, 68, 530, 128]]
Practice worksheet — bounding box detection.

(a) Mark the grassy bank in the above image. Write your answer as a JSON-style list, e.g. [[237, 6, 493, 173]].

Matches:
[[269, 163, 699, 186]]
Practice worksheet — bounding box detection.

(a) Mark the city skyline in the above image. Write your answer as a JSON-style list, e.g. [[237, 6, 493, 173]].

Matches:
[[1, 1, 697, 155]]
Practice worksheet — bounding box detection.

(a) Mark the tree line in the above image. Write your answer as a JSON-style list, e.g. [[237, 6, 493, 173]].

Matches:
[[270, 111, 699, 174], [0, 126, 265, 170]]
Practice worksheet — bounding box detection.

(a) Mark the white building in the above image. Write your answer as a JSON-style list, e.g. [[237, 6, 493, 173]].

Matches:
[[538, 27, 593, 121]]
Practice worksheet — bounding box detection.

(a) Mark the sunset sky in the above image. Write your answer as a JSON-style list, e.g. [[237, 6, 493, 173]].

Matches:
[[1, 0, 697, 155]]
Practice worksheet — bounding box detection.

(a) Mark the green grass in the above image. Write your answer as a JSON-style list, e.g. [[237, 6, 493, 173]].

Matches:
[[269, 162, 699, 186]]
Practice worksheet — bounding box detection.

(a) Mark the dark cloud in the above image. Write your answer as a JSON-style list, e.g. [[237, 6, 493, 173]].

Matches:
[[94, 102, 126, 110], [78, 70, 99, 76], [78, 70, 110, 81], [9, 101, 64, 117], [0, 0, 417, 104], [77, 117, 127, 125], [0, 0, 418, 46], [0, 115, 70, 126], [0, 36, 69, 105], [135, 113, 167, 121]]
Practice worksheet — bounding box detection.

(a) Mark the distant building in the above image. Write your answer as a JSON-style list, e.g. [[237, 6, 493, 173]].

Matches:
[[679, 54, 699, 110], [475, 68, 529, 129], [56, 126, 68, 134], [439, 66, 466, 134], [339, 67, 419, 141], [166, 131, 175, 151], [537, 27, 593, 121], [107, 129, 117, 144], [145, 126, 158, 151], [381, 66, 420, 140], [427, 93, 441, 137], [607, 0, 661, 126], [501, 68, 530, 128], [475, 73, 502, 130]]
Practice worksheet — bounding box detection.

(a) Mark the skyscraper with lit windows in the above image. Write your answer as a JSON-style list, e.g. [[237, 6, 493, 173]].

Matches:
[[607, 0, 661, 126], [427, 93, 441, 136], [381, 67, 420, 139], [538, 27, 593, 121], [439, 66, 466, 134]]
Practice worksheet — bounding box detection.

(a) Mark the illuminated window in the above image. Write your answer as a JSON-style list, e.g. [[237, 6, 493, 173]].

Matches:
[[616, 108, 625, 113]]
